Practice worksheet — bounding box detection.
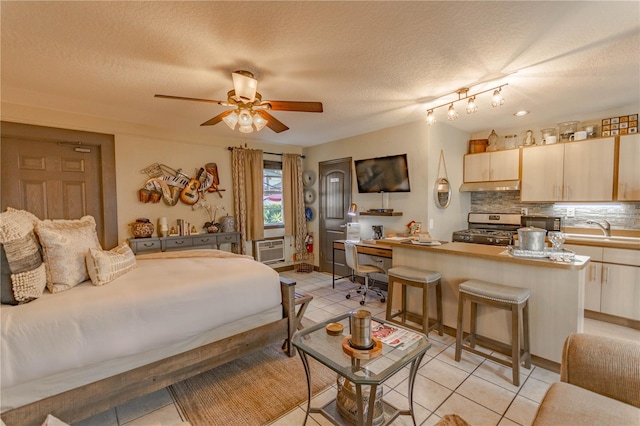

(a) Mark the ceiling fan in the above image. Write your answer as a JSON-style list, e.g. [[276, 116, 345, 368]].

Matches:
[[155, 70, 323, 133]]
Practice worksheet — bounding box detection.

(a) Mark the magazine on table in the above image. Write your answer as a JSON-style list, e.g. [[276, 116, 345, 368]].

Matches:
[[371, 321, 421, 350]]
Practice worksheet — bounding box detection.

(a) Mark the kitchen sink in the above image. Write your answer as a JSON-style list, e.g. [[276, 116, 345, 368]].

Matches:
[[563, 233, 640, 247]]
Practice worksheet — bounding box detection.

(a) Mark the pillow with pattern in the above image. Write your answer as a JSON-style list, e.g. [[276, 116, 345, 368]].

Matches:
[[0, 208, 46, 304], [36, 216, 101, 293], [86, 242, 137, 286]]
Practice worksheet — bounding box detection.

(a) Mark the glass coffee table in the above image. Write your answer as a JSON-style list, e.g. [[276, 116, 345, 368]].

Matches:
[[292, 312, 431, 426]]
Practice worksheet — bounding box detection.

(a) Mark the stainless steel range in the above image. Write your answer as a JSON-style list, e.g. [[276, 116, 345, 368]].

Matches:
[[452, 213, 522, 246]]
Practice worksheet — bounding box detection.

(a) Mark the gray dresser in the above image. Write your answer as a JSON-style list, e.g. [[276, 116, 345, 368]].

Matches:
[[129, 232, 241, 254]]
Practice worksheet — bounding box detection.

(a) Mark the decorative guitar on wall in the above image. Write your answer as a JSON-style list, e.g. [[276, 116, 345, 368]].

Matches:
[[180, 168, 204, 205]]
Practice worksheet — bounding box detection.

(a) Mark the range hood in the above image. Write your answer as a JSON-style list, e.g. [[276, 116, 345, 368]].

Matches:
[[459, 180, 521, 192]]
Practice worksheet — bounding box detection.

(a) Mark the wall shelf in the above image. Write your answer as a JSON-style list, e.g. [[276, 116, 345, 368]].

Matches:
[[360, 212, 403, 217]]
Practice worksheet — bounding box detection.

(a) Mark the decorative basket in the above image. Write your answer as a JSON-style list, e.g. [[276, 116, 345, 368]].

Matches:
[[130, 220, 154, 238], [336, 375, 384, 425], [294, 252, 314, 273]]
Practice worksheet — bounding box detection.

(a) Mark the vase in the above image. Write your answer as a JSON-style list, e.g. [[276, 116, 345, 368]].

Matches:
[[220, 215, 235, 233]]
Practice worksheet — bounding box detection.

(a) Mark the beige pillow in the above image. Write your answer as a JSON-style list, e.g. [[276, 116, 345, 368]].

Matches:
[[36, 216, 101, 293], [86, 242, 137, 286], [0, 208, 46, 304]]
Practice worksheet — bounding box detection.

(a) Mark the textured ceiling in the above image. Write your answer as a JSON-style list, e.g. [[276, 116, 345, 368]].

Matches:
[[1, 1, 639, 147]]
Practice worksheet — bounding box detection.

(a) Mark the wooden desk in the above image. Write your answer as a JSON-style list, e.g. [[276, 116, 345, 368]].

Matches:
[[332, 240, 392, 288]]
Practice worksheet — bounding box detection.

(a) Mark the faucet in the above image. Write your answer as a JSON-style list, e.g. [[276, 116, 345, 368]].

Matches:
[[586, 220, 611, 237]]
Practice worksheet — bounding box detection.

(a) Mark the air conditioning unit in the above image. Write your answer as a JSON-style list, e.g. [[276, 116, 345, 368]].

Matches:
[[255, 238, 285, 264]]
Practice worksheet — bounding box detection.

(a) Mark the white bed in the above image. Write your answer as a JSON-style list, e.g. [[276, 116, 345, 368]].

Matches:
[[0, 249, 296, 425]]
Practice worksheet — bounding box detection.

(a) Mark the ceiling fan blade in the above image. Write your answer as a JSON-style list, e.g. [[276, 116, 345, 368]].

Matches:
[[155, 94, 225, 105], [256, 110, 289, 133], [200, 110, 234, 126], [264, 101, 323, 113]]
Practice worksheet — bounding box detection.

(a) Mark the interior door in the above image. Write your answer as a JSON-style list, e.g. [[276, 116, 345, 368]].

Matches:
[[319, 157, 352, 274], [1, 122, 118, 248]]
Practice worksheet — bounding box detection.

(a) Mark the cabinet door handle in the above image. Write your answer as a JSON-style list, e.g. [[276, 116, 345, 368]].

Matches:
[[602, 266, 609, 284], [589, 264, 595, 282]]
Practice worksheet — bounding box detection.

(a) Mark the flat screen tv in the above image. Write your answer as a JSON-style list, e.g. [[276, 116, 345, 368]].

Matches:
[[354, 154, 411, 193]]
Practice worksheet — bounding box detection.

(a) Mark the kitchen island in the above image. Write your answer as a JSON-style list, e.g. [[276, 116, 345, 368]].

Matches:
[[385, 241, 589, 365]]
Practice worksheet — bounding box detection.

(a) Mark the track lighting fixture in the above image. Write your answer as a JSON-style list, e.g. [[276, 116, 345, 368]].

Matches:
[[466, 96, 478, 114], [447, 103, 458, 121], [424, 83, 508, 126], [492, 88, 505, 107]]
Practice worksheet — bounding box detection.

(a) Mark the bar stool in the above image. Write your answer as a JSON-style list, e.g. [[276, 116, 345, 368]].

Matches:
[[385, 266, 443, 336], [455, 279, 531, 386]]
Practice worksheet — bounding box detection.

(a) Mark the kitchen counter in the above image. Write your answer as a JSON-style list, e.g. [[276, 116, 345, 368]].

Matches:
[[381, 241, 589, 270], [386, 241, 589, 365]]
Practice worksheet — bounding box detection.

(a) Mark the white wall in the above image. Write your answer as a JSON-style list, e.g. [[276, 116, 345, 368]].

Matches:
[[303, 119, 470, 261]]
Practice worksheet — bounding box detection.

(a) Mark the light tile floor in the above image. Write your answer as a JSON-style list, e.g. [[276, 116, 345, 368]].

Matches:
[[74, 270, 640, 426]]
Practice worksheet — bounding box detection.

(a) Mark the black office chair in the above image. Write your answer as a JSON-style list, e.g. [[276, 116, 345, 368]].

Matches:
[[343, 241, 386, 305]]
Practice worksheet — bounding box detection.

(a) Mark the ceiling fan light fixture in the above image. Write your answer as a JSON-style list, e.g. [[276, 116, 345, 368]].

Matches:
[[222, 111, 238, 129], [238, 125, 254, 134], [237, 109, 253, 127], [252, 113, 268, 131], [232, 70, 258, 103]]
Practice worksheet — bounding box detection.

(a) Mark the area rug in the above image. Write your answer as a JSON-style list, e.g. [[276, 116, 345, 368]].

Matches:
[[169, 344, 336, 425]]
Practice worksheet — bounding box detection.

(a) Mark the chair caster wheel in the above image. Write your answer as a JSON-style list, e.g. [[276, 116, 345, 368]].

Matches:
[[346, 294, 351, 299], [356, 290, 361, 294], [381, 298, 386, 303], [360, 300, 365, 305]]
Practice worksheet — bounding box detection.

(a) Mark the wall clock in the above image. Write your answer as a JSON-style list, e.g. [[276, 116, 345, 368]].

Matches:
[[302, 170, 315, 187], [304, 188, 316, 204]]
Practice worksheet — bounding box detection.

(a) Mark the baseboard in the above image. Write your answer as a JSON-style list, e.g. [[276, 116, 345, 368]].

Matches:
[[584, 310, 640, 330]]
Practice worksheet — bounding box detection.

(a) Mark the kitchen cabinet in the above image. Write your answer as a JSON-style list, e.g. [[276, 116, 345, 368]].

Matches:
[[521, 138, 615, 202], [565, 244, 640, 321], [617, 134, 640, 201], [463, 149, 519, 182]]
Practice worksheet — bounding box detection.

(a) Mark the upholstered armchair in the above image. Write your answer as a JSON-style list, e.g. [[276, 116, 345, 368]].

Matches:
[[533, 332, 640, 425]]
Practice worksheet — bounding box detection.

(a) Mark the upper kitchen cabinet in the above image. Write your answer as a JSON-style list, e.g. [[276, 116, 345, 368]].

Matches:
[[463, 150, 519, 182], [521, 138, 615, 202], [617, 134, 640, 201]]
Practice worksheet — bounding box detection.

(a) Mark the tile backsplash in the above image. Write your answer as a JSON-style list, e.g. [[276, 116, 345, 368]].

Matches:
[[470, 191, 640, 230]]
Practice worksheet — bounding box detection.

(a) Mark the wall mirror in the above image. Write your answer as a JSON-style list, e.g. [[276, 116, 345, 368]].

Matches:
[[434, 150, 451, 209], [434, 178, 452, 209]]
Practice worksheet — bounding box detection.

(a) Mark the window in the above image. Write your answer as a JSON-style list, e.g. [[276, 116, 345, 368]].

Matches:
[[263, 160, 283, 228]]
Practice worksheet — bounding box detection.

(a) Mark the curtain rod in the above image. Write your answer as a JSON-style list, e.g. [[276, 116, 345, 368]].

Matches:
[[227, 146, 305, 158]]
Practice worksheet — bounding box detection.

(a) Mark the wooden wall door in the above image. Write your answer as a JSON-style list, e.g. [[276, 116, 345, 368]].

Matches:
[[1, 122, 117, 248], [319, 157, 352, 274]]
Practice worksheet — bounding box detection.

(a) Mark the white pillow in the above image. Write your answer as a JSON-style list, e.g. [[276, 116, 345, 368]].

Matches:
[[86, 242, 137, 286], [36, 216, 101, 293]]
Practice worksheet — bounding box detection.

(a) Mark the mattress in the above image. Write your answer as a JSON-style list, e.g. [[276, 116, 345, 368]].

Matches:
[[1, 252, 282, 411]]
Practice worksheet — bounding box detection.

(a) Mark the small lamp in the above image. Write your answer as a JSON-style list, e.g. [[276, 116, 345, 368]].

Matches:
[[347, 203, 358, 217]]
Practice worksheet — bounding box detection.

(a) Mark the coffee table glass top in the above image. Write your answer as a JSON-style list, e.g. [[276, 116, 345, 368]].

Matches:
[[292, 313, 430, 385]]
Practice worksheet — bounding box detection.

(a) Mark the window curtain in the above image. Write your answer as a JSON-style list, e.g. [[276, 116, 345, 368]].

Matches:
[[231, 148, 264, 253], [282, 153, 307, 257]]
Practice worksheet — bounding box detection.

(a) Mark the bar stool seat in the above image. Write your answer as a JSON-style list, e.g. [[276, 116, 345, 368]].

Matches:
[[385, 266, 443, 336], [455, 279, 531, 386]]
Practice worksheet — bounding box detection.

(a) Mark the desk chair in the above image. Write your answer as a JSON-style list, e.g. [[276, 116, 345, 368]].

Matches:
[[343, 241, 386, 305]]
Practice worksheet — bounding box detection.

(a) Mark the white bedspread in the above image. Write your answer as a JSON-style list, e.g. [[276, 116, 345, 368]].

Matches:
[[1, 251, 281, 392]]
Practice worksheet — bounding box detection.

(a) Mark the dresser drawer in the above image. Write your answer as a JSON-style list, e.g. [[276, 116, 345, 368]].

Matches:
[[129, 238, 161, 254], [162, 237, 194, 251], [217, 233, 240, 244], [192, 235, 217, 248]]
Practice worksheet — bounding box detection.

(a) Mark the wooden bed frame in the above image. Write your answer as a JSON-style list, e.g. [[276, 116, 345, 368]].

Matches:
[[1, 278, 297, 426]]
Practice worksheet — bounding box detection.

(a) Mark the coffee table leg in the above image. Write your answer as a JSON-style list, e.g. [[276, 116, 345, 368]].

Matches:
[[407, 352, 426, 426], [298, 350, 312, 425]]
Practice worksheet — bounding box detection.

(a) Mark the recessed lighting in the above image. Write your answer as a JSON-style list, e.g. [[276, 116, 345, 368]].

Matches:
[[514, 110, 529, 117]]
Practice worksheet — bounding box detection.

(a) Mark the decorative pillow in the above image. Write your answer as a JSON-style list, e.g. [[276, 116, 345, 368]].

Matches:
[[86, 242, 137, 286], [36, 216, 101, 293], [0, 208, 46, 304]]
